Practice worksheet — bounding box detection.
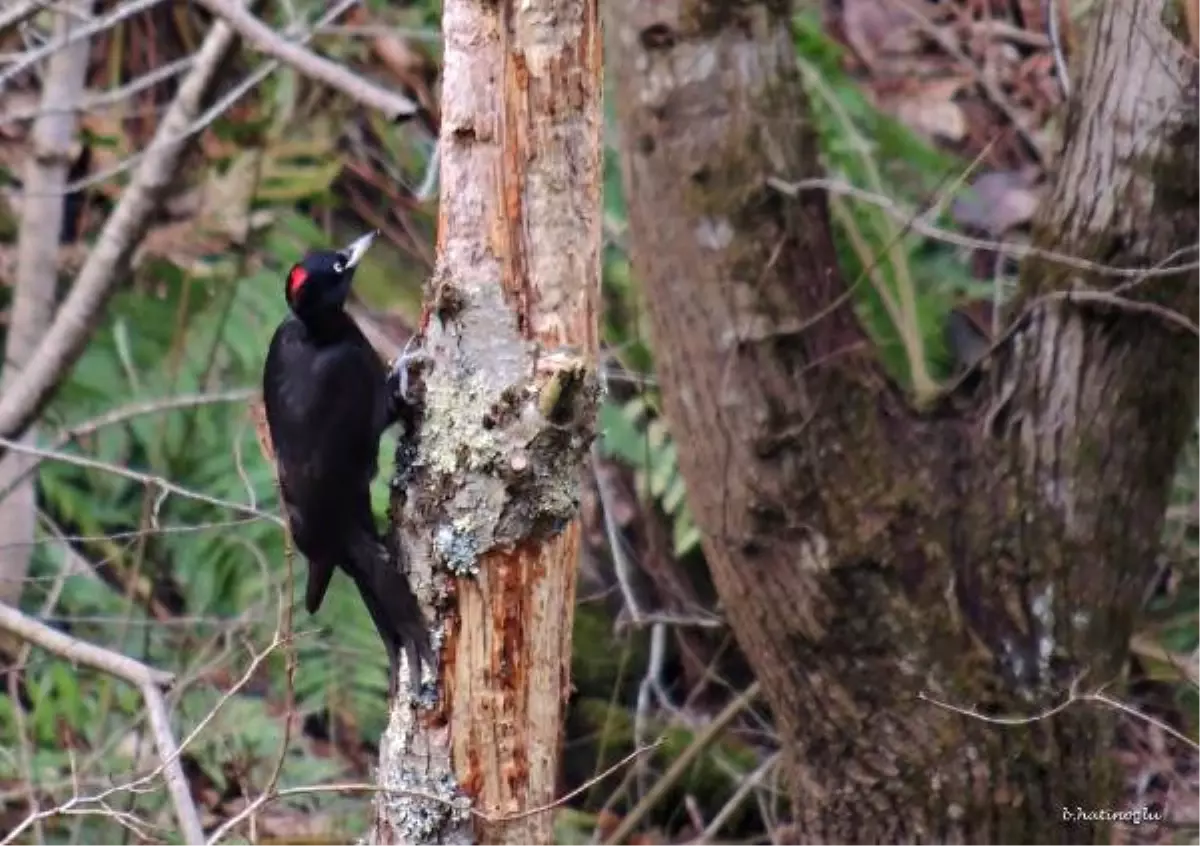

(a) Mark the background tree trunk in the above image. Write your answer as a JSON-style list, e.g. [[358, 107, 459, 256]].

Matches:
[[0, 5, 93, 612], [607, 0, 1197, 842], [370, 1, 602, 843]]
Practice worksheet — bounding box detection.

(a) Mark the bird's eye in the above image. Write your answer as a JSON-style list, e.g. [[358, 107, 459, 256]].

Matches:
[[333, 260, 345, 274]]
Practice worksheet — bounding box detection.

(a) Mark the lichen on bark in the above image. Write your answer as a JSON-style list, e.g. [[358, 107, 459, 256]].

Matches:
[[373, 0, 602, 843]]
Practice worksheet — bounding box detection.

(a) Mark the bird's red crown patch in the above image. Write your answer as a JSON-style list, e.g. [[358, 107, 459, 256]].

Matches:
[[287, 265, 308, 297]]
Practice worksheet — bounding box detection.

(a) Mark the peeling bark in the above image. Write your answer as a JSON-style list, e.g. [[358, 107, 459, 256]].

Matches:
[[372, 1, 602, 844], [608, 0, 1196, 843]]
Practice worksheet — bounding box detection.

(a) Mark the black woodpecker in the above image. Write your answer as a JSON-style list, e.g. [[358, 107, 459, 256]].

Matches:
[[262, 230, 431, 696]]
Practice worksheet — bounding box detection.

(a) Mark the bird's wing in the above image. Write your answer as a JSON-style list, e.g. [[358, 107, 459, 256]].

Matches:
[[263, 323, 389, 615], [263, 329, 388, 489]]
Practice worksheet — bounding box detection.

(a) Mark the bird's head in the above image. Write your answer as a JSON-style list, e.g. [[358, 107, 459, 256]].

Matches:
[[284, 230, 379, 317]]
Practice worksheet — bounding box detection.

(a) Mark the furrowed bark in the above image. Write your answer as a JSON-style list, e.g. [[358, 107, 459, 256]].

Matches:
[[608, 0, 1196, 843], [372, 1, 602, 844]]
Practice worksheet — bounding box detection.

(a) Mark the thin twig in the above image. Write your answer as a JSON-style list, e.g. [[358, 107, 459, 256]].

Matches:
[[634, 622, 668, 797], [494, 741, 662, 823], [0, 55, 195, 127], [0, 435, 281, 525], [694, 752, 778, 844], [6, 652, 42, 843], [57, 389, 256, 442], [0, 1, 47, 36], [207, 741, 661, 843], [317, 23, 442, 41], [0, 603, 203, 845], [248, 462, 298, 842], [767, 176, 1199, 280], [415, 141, 440, 202], [8, 513, 84, 844], [919, 675, 1199, 751], [4, 633, 285, 845], [1046, 0, 1071, 98], [604, 681, 763, 846], [591, 438, 646, 621], [193, 0, 416, 120], [0, 389, 255, 504], [0, 11, 245, 448], [36, 0, 361, 197], [0, 0, 169, 91]]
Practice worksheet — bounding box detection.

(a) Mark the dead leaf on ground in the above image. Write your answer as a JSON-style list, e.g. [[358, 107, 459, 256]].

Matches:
[[951, 167, 1042, 235], [841, 0, 923, 70], [873, 76, 971, 142]]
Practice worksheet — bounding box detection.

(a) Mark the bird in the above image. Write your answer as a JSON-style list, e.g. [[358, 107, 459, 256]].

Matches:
[[261, 229, 432, 698]]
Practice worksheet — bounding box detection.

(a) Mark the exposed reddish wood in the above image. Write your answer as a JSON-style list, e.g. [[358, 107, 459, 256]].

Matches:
[[372, 1, 602, 843]]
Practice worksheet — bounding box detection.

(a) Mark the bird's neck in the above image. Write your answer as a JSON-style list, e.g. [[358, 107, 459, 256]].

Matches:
[[294, 306, 356, 343]]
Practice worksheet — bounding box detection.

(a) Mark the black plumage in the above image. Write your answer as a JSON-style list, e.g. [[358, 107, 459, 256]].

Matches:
[[261, 230, 431, 696]]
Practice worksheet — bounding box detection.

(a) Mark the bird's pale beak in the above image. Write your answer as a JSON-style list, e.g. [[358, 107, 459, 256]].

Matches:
[[341, 230, 380, 269]]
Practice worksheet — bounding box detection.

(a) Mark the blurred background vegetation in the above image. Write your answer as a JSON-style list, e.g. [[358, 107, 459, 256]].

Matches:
[[0, 0, 1195, 842]]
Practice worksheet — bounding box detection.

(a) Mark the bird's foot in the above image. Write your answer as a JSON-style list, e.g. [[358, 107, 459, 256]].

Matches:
[[388, 335, 431, 401], [386, 640, 432, 707]]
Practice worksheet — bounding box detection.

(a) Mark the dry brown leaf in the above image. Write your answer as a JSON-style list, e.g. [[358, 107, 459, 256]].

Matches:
[[347, 4, 440, 133], [198, 148, 265, 242], [951, 168, 1042, 235], [841, 0, 922, 69], [876, 77, 970, 142], [135, 218, 228, 268]]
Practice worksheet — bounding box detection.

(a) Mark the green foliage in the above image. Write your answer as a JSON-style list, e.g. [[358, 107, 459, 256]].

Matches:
[[599, 396, 700, 557], [568, 697, 759, 829], [10, 223, 392, 840], [0, 2, 445, 841], [792, 8, 982, 385], [6, 6, 1192, 843]]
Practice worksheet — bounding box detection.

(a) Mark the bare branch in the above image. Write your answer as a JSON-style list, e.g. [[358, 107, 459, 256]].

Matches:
[[0, 13, 242, 446], [0, 1, 93, 607], [140, 680, 204, 844], [696, 752, 778, 844], [604, 681, 763, 846], [0, 434, 282, 525], [0, 0, 169, 91], [0, 1, 46, 36], [0, 603, 203, 845], [207, 743, 663, 844], [54, 389, 257, 442], [3, 632, 284, 845], [0, 388, 254, 504], [24, 0, 362, 197], [193, 0, 417, 120], [767, 176, 1200, 280], [0, 56, 195, 127]]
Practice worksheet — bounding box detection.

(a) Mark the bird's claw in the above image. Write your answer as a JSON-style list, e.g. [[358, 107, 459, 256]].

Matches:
[[385, 641, 430, 706], [388, 336, 430, 401]]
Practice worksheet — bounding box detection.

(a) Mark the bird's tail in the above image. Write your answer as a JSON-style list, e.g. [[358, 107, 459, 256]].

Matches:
[[345, 528, 433, 696]]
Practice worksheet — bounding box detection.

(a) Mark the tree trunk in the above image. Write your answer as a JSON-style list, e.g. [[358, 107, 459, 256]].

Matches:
[[370, 1, 602, 844], [607, 1, 1196, 843]]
